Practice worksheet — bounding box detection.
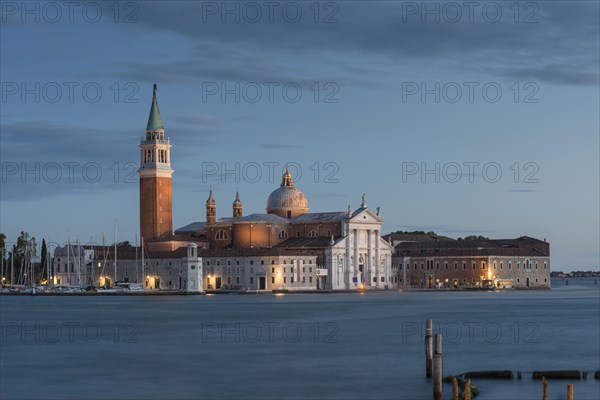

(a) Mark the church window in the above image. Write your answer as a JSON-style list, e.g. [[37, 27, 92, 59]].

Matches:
[[216, 230, 228, 240], [296, 232, 301, 237], [271, 260, 275, 264], [308, 230, 318, 237], [278, 230, 288, 239]]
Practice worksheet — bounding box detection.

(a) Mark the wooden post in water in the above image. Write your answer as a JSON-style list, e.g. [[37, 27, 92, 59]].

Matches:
[[542, 377, 548, 400], [451, 376, 459, 400], [567, 384, 574, 400], [425, 319, 433, 378], [433, 334, 442, 400], [464, 379, 472, 400]]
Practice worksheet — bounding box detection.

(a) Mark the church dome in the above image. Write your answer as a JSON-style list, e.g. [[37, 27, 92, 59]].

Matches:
[[266, 167, 308, 218]]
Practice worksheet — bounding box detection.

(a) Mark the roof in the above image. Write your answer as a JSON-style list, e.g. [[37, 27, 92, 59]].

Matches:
[[146, 84, 164, 131], [383, 232, 454, 243], [394, 236, 550, 257], [235, 213, 289, 223], [275, 236, 334, 249], [292, 212, 348, 223]]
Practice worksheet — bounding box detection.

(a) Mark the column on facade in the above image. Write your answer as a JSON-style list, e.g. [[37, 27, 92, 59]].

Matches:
[[375, 230, 381, 286], [353, 229, 359, 287], [366, 229, 372, 286], [345, 224, 352, 288]]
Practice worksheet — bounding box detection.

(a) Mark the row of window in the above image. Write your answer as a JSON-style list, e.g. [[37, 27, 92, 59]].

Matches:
[[215, 229, 333, 241], [205, 259, 314, 266], [400, 260, 547, 271]]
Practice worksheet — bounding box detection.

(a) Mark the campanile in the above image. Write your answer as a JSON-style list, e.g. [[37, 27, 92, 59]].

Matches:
[[139, 84, 173, 241]]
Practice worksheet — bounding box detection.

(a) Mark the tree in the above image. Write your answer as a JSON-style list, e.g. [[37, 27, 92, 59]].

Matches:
[[40, 239, 47, 282], [462, 235, 490, 241]]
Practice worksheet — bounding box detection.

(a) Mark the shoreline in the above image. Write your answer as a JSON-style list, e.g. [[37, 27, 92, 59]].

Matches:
[[0, 286, 554, 296]]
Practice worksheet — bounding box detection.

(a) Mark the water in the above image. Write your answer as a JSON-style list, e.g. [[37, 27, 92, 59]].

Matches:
[[1, 278, 599, 400]]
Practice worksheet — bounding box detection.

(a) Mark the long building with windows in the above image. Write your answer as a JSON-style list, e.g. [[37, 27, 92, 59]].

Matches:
[[389, 234, 551, 289]]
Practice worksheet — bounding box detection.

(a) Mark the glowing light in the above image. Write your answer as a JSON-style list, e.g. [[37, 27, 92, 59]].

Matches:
[[274, 293, 285, 297]]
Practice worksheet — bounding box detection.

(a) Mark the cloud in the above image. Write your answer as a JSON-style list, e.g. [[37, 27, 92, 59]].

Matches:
[[117, 1, 599, 87]]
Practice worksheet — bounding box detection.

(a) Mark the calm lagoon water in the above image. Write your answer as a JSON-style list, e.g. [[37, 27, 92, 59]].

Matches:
[[1, 278, 599, 400]]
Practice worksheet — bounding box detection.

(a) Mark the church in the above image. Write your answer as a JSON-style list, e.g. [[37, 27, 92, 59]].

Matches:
[[141, 85, 394, 291], [52, 85, 394, 292]]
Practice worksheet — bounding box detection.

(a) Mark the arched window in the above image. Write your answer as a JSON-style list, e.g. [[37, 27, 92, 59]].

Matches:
[[216, 230, 228, 240], [308, 230, 318, 237], [278, 230, 288, 239]]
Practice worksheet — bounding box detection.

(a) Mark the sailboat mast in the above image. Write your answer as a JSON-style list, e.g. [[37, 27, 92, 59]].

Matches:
[[135, 234, 139, 284], [141, 236, 145, 287], [113, 224, 117, 285], [77, 239, 81, 288], [10, 251, 14, 286], [67, 231, 71, 286]]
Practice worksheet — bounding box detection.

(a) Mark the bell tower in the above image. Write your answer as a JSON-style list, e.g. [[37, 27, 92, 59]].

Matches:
[[139, 84, 173, 241], [232, 191, 243, 218], [206, 189, 216, 225]]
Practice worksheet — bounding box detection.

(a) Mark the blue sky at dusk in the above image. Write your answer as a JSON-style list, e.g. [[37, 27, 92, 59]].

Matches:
[[1, 1, 598, 271]]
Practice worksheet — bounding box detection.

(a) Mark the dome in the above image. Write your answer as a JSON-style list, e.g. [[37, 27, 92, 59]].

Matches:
[[266, 167, 308, 218], [267, 187, 308, 211]]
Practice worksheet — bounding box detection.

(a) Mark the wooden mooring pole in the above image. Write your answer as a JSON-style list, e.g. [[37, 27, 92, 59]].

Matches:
[[567, 384, 574, 400], [451, 376, 459, 400], [542, 376, 548, 400], [433, 334, 442, 400], [425, 319, 433, 378], [464, 379, 472, 400]]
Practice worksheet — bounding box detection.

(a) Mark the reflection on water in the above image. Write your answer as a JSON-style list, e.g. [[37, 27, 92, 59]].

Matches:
[[1, 278, 598, 400]]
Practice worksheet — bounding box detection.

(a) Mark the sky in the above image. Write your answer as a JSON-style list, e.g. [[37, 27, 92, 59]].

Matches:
[[0, 1, 598, 271]]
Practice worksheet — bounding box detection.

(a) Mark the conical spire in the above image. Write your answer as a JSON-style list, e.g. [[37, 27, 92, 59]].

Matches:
[[206, 189, 216, 206], [146, 84, 164, 131], [280, 164, 294, 188], [233, 191, 242, 206]]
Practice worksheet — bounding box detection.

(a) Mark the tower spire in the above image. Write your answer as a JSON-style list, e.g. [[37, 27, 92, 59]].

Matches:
[[146, 83, 164, 131]]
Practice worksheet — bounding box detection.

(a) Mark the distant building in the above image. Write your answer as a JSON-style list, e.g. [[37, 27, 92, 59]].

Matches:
[[391, 235, 551, 289]]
